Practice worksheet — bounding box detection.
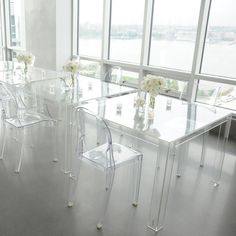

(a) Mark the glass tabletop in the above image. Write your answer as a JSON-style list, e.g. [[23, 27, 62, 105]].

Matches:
[[28, 75, 137, 105], [82, 92, 232, 144], [0, 63, 69, 84], [0, 61, 19, 72], [0, 70, 25, 85]]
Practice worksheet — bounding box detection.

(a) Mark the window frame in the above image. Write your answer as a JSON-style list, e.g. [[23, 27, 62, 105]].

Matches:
[[5, 0, 26, 51], [73, 0, 236, 109]]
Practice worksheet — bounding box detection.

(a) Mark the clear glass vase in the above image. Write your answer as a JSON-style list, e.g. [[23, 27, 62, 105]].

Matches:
[[22, 63, 30, 83], [71, 74, 75, 88]]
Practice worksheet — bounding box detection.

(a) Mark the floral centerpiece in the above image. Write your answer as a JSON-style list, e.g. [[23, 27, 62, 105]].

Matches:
[[141, 75, 165, 109], [16, 52, 35, 82], [134, 97, 146, 107], [63, 60, 80, 87]]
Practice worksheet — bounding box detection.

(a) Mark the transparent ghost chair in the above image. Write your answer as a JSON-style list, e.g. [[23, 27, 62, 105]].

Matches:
[[104, 66, 126, 85], [0, 82, 58, 173], [0, 82, 13, 107], [67, 107, 143, 230], [176, 83, 222, 177]]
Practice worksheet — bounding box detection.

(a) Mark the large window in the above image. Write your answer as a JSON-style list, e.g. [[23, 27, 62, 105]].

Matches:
[[201, 0, 236, 79], [78, 0, 103, 57], [0, 1, 4, 60], [109, 0, 145, 63], [75, 0, 236, 110], [149, 0, 201, 71], [8, 0, 25, 48]]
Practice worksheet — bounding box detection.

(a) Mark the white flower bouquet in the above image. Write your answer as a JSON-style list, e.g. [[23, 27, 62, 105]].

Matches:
[[141, 75, 164, 97], [16, 52, 35, 66], [141, 75, 165, 109], [16, 52, 35, 82], [63, 60, 80, 87], [135, 97, 145, 107], [63, 60, 80, 74]]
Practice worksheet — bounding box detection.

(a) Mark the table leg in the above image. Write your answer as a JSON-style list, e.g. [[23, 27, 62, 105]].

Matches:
[[62, 104, 72, 174], [200, 131, 208, 167], [213, 117, 231, 187], [176, 144, 185, 178], [147, 143, 176, 233]]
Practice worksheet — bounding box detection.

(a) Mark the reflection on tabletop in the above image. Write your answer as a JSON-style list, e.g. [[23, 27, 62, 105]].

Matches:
[[82, 92, 231, 143]]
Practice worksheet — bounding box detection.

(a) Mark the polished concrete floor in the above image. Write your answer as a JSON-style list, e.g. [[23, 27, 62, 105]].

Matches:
[[0, 125, 235, 236]]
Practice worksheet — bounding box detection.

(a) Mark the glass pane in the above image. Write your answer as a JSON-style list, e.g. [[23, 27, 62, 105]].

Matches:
[[109, 0, 145, 63], [0, 12, 3, 59], [201, 0, 236, 78], [78, 0, 103, 57], [0, 4, 3, 48], [110, 68, 139, 84], [149, 0, 201, 71], [196, 80, 236, 110], [164, 79, 187, 97], [79, 60, 101, 78], [9, 0, 25, 47], [121, 70, 139, 84]]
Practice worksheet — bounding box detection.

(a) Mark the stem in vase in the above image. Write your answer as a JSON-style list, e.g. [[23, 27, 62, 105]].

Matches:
[[71, 74, 75, 87], [149, 95, 156, 109], [24, 63, 28, 82]]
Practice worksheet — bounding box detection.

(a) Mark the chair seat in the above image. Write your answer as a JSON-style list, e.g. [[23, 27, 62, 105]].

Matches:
[[5, 111, 54, 128], [83, 143, 141, 169]]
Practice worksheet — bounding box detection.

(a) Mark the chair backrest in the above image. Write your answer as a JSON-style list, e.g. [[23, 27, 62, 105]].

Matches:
[[104, 66, 125, 85], [0, 82, 25, 118], [209, 86, 222, 106], [178, 82, 221, 107], [75, 107, 115, 168], [178, 81, 188, 100], [0, 81, 51, 122], [197, 83, 222, 107]]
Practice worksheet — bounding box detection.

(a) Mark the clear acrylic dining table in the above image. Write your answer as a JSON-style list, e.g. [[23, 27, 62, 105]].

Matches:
[[81, 92, 232, 233], [2, 69, 232, 233]]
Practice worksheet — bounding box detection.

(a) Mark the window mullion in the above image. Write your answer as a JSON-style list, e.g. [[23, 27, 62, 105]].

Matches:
[[72, 0, 78, 57], [101, 0, 111, 61], [139, 0, 154, 85], [100, 0, 111, 80], [187, 0, 212, 102]]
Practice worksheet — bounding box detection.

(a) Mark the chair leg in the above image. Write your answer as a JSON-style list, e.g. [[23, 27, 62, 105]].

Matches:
[[200, 132, 208, 167], [52, 122, 59, 162], [176, 145, 185, 177], [67, 156, 83, 207], [29, 127, 34, 149], [132, 155, 143, 207], [15, 128, 25, 173], [156, 145, 162, 169], [96, 167, 115, 230], [0, 122, 6, 160]]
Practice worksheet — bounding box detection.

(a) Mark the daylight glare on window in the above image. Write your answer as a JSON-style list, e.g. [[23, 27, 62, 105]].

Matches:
[[201, 0, 236, 79], [9, 0, 24, 47], [109, 0, 145, 63], [78, 0, 103, 58], [149, 0, 201, 71]]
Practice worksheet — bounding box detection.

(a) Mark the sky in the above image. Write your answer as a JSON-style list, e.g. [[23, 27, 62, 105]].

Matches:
[[79, 0, 236, 27]]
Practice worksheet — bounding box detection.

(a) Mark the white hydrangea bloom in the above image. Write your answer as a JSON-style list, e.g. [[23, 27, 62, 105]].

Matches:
[[63, 60, 80, 74], [135, 98, 145, 107], [141, 75, 164, 97], [16, 52, 35, 65]]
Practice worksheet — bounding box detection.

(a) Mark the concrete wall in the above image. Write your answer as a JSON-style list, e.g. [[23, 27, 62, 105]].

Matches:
[[56, 0, 72, 70], [24, 0, 72, 70]]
